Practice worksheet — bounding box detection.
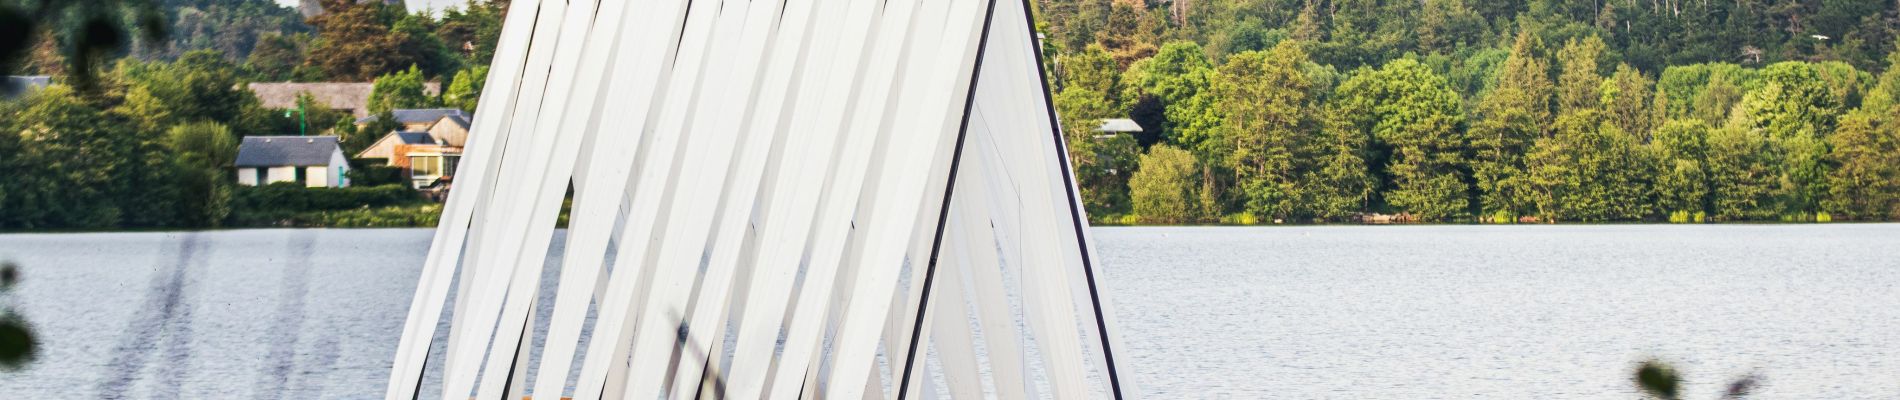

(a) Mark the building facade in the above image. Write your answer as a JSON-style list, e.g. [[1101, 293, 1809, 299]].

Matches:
[[235, 136, 352, 188]]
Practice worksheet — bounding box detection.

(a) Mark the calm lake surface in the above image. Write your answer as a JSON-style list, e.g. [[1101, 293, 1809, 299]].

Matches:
[[0, 225, 1897, 398]]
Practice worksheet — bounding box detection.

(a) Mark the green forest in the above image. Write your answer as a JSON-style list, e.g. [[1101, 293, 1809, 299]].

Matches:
[[0, 0, 500, 228], [1, 0, 1899, 228], [1043, 0, 1900, 223]]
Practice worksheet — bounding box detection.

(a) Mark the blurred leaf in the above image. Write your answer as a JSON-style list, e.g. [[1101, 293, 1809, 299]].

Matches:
[[0, 314, 35, 371], [1635, 360, 1682, 400], [0, 261, 17, 289], [1723, 373, 1761, 399]]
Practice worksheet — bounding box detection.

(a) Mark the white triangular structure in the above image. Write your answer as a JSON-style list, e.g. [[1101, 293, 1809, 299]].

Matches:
[[384, 0, 1130, 398]]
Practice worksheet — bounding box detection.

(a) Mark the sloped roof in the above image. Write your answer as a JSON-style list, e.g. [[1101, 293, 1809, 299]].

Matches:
[[436, 114, 471, 130], [356, 108, 472, 125], [235, 136, 342, 167], [1095, 118, 1143, 133], [392, 131, 437, 145]]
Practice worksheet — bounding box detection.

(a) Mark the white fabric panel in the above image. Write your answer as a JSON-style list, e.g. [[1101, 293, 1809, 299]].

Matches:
[[967, 0, 1091, 396], [383, 0, 544, 395], [619, 0, 763, 396], [387, 0, 1131, 397], [526, 0, 692, 395], [823, 0, 992, 396], [663, 0, 811, 394], [470, 0, 622, 394], [930, 222, 985, 399], [442, 0, 595, 393], [569, 0, 726, 396], [765, 0, 930, 394], [715, 0, 868, 392], [890, 0, 1000, 394], [441, 4, 582, 392], [950, 148, 1032, 400]]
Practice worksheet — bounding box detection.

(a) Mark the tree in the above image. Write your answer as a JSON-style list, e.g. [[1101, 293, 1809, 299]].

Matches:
[[247, 32, 313, 81], [1704, 124, 1780, 221], [443, 65, 487, 113], [1650, 120, 1713, 219], [367, 64, 436, 115], [167, 121, 237, 226], [1556, 36, 1607, 113], [1058, 44, 1119, 96], [118, 50, 252, 125], [1128, 145, 1199, 224], [1732, 62, 1868, 217], [1824, 111, 1900, 220], [435, 0, 507, 65], [1469, 31, 1552, 219], [305, 0, 421, 81], [1737, 62, 1850, 140], [1600, 64, 1658, 139], [1334, 59, 1470, 221], [1214, 42, 1314, 219], [1304, 108, 1374, 220], [1523, 110, 1654, 221], [139, 0, 311, 62], [1098, 0, 1157, 67], [1120, 41, 1214, 148], [1056, 86, 1125, 215], [0, 86, 154, 228]]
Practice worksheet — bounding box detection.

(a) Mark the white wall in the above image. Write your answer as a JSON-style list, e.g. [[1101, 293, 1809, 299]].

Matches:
[[330, 148, 352, 187], [266, 166, 298, 184], [306, 166, 330, 187], [237, 167, 259, 186]]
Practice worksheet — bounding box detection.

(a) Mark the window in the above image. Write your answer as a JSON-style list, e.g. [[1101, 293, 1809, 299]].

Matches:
[[410, 155, 441, 177], [443, 155, 461, 177]]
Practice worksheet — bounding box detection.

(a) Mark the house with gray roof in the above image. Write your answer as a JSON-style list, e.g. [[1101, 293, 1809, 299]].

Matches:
[[235, 136, 351, 188], [355, 108, 471, 132], [354, 109, 473, 190]]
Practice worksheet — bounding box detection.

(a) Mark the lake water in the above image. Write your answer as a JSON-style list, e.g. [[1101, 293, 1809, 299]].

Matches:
[[0, 225, 1897, 398]]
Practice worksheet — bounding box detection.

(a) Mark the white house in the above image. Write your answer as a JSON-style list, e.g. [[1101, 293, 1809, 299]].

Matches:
[[234, 136, 351, 188]]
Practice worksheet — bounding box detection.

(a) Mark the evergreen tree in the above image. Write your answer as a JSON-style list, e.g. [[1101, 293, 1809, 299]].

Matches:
[[1600, 64, 1659, 140], [1824, 110, 1900, 220], [1058, 44, 1120, 96], [1523, 110, 1654, 221], [1469, 31, 1552, 219], [1555, 35, 1607, 114], [1705, 124, 1780, 220], [1650, 120, 1713, 219]]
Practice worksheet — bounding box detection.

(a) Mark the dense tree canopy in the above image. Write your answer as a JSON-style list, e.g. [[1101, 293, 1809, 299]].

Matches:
[[1039, 0, 1900, 224], [6, 0, 1900, 227]]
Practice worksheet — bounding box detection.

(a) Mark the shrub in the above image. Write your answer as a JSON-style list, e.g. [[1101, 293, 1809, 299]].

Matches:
[[1128, 145, 1199, 224], [347, 165, 408, 187], [229, 184, 424, 225]]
